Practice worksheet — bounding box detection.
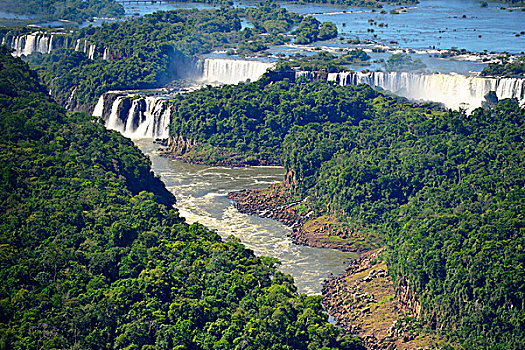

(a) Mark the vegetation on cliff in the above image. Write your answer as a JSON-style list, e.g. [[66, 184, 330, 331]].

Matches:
[[168, 77, 525, 348], [279, 91, 525, 349], [0, 48, 365, 349], [167, 79, 443, 166], [481, 55, 525, 77], [27, 9, 244, 110]]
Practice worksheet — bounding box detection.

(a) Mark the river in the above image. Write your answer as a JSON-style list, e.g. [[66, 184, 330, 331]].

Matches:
[[134, 139, 357, 295], [121, 0, 525, 56]]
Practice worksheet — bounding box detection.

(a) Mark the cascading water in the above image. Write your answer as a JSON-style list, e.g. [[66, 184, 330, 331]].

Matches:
[[326, 71, 525, 111], [3, 32, 108, 60], [200, 58, 275, 84], [87, 44, 96, 60], [92, 95, 105, 118], [7, 33, 55, 56], [93, 93, 171, 139], [92, 58, 275, 140]]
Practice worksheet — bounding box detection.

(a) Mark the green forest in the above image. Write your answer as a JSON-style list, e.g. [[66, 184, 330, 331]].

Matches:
[[167, 78, 525, 348], [0, 48, 365, 349], [1, 0, 524, 347], [481, 56, 525, 77]]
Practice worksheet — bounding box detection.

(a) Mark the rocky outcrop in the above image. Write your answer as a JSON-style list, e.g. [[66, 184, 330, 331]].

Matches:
[[227, 185, 303, 228], [164, 135, 199, 156], [227, 184, 370, 252], [287, 215, 374, 252], [322, 250, 445, 350], [284, 167, 297, 187], [396, 277, 422, 320]]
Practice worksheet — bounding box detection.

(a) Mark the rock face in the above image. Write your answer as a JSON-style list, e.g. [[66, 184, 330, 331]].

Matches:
[[165, 135, 198, 157], [227, 185, 302, 228], [396, 277, 422, 320], [322, 250, 445, 350]]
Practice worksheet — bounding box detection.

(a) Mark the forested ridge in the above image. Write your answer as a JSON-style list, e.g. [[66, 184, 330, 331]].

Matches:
[[0, 48, 365, 349], [168, 78, 525, 348], [168, 78, 445, 165]]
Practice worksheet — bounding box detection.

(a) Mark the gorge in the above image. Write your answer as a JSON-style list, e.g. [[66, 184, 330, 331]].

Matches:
[[92, 58, 276, 138], [2, 1, 524, 348]]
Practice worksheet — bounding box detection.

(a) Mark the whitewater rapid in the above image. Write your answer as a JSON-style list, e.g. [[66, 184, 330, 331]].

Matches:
[[134, 140, 356, 295]]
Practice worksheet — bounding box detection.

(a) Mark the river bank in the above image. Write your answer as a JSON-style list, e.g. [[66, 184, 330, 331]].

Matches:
[[156, 143, 448, 348], [159, 136, 282, 168], [136, 139, 357, 295], [227, 183, 380, 253], [226, 182, 453, 349], [322, 250, 451, 350]]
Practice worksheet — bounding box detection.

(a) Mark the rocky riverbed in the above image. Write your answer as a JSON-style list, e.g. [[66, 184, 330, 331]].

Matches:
[[158, 151, 445, 349]]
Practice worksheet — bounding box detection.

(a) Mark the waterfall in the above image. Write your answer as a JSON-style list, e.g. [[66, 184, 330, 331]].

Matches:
[[4, 32, 78, 57], [105, 96, 126, 132], [73, 41, 105, 60], [199, 58, 275, 85], [326, 71, 525, 111], [8, 32, 55, 56], [93, 93, 171, 139], [74, 39, 81, 51], [65, 87, 77, 110], [87, 44, 96, 60], [92, 95, 105, 117]]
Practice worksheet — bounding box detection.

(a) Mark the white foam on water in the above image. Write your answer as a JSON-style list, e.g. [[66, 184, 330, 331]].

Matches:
[[326, 71, 525, 112], [199, 58, 275, 85]]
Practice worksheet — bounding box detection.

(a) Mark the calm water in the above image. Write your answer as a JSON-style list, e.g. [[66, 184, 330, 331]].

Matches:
[[285, 0, 525, 54], [134, 139, 357, 295], [121, 0, 525, 55], [116, 0, 525, 75]]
